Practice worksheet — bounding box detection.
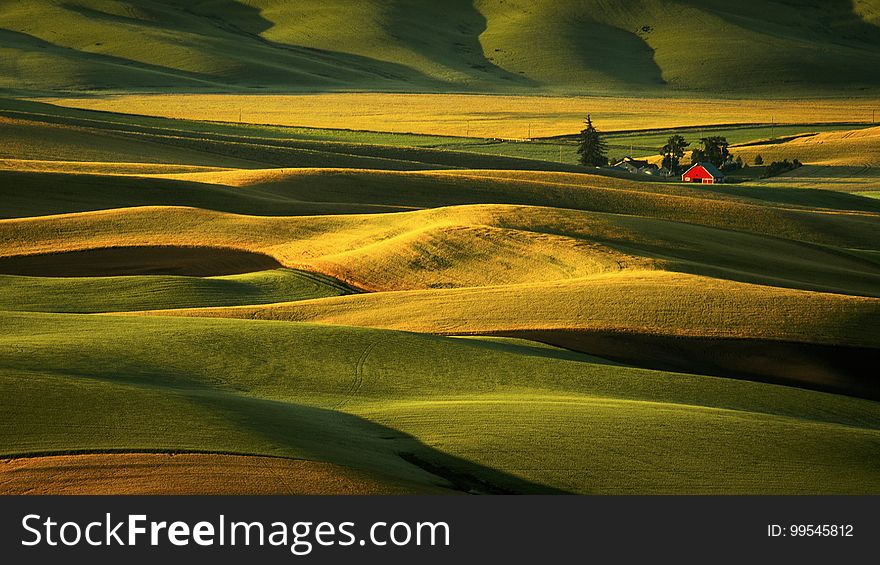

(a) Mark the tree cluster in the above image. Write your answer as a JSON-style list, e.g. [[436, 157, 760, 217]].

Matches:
[[691, 136, 731, 168], [660, 134, 688, 173]]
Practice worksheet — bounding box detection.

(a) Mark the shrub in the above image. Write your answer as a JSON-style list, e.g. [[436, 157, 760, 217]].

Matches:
[[762, 159, 803, 178]]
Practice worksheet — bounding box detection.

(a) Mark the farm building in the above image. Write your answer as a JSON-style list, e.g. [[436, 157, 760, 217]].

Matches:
[[612, 157, 660, 175], [682, 163, 724, 184]]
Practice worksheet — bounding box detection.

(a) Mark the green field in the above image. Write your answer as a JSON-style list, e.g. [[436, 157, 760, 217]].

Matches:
[[3, 0, 880, 95], [3, 312, 878, 494], [0, 269, 354, 313], [2, 1, 879, 495]]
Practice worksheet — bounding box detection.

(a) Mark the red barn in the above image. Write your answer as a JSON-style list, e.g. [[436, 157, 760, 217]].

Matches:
[[682, 163, 724, 184]]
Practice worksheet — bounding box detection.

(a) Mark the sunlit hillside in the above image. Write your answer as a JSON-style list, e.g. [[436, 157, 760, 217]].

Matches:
[[2, 0, 880, 94]]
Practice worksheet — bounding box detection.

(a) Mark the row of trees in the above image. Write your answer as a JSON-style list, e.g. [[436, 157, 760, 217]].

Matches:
[[662, 135, 737, 172], [577, 116, 742, 173]]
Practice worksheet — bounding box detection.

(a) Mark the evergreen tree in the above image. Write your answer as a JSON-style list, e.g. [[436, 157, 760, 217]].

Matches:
[[577, 114, 608, 167]]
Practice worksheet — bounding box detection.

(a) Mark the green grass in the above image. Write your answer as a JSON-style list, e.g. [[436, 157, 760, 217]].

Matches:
[[2, 0, 880, 94], [0, 98, 590, 173], [1, 311, 877, 493], [0, 269, 354, 313], [475, 0, 880, 95]]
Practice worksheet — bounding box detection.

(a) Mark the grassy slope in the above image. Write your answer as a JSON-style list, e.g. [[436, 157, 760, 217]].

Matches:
[[2, 205, 878, 296], [3, 0, 880, 94], [438, 169, 880, 211], [6, 162, 880, 221], [162, 168, 880, 214], [0, 170, 418, 219], [476, 0, 880, 94], [0, 268, 353, 313], [2, 311, 878, 494], [733, 126, 880, 193], [137, 271, 880, 348], [0, 0, 440, 92], [0, 116, 263, 169]]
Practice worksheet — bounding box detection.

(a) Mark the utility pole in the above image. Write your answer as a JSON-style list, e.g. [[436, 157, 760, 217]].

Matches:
[[239, 108, 242, 123], [466, 121, 470, 137]]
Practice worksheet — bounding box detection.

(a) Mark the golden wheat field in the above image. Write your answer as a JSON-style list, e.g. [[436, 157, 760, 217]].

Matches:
[[44, 93, 880, 138]]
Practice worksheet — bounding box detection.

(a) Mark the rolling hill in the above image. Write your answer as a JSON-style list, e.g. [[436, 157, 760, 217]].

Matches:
[[2, 0, 880, 94], [734, 126, 880, 194], [2, 311, 878, 494], [2, 203, 878, 294], [2, 74, 879, 494], [0, 268, 354, 312]]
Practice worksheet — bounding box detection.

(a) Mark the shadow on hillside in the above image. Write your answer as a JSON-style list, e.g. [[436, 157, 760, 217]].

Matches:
[[497, 329, 880, 400], [0, 246, 283, 277], [174, 0, 455, 88], [191, 390, 568, 494], [0, 169, 413, 219], [188, 0, 534, 88], [673, 0, 880, 89], [0, 29, 225, 89], [697, 182, 880, 213], [3, 5, 445, 90], [388, 0, 536, 86], [752, 165, 880, 190], [563, 16, 665, 88], [676, 0, 880, 45], [1, 321, 566, 493]]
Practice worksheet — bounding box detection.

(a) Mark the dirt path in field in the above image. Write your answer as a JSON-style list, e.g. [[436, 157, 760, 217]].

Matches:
[[0, 453, 442, 495], [0, 246, 282, 277]]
